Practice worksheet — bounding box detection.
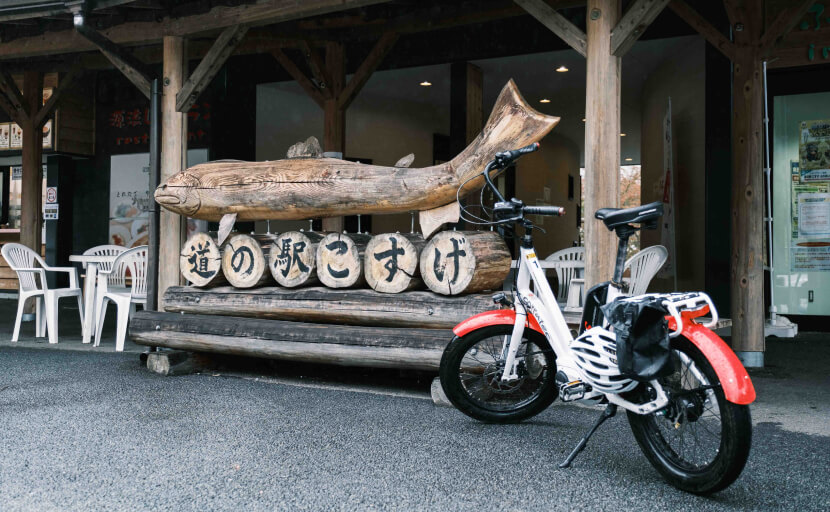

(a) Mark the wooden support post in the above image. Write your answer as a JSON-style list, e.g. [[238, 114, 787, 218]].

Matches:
[[584, 0, 621, 290], [159, 36, 187, 307], [514, 0, 587, 56], [20, 71, 43, 254], [729, 3, 765, 366], [323, 42, 346, 233], [450, 62, 483, 156]]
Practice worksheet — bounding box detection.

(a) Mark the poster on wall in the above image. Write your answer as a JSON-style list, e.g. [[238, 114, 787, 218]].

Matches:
[[790, 149, 830, 271], [10, 124, 22, 149], [109, 154, 151, 248], [42, 119, 53, 149], [798, 119, 830, 182], [0, 124, 9, 149]]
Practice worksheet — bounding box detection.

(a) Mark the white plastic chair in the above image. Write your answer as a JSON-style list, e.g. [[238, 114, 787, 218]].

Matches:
[[1, 242, 84, 343], [82, 245, 127, 283], [94, 246, 148, 351], [624, 245, 668, 296], [544, 247, 585, 303]]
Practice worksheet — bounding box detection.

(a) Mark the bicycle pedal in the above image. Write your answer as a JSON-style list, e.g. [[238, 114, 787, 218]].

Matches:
[[559, 380, 588, 402]]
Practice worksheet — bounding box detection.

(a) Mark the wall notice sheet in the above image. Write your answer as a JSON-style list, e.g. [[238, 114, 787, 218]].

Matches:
[[799, 119, 830, 181], [790, 158, 830, 270]]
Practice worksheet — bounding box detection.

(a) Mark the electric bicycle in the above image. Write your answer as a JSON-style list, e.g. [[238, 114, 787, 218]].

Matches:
[[438, 143, 755, 494]]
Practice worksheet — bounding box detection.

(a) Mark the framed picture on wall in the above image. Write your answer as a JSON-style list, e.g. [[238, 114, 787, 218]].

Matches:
[[10, 124, 22, 149], [0, 124, 9, 149]]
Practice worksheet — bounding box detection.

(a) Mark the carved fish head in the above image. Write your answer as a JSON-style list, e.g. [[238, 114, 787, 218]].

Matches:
[[154, 172, 201, 217]]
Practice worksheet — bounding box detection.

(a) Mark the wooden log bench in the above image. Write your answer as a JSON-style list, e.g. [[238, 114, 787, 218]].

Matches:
[[130, 310, 449, 371], [162, 285, 584, 329]]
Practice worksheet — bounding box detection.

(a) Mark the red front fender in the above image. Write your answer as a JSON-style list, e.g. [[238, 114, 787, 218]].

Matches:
[[669, 310, 756, 405], [453, 309, 543, 337]]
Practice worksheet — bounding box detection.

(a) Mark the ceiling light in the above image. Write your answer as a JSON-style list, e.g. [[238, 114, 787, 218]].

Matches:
[[556, 65, 569, 72], [620, 133, 627, 136], [420, 81, 432, 86], [582, 118, 586, 122], [539, 98, 551, 103], [625, 157, 633, 162]]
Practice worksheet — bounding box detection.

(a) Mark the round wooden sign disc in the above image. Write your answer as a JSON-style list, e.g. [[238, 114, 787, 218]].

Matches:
[[420, 231, 477, 295], [221, 234, 267, 288], [270, 231, 317, 287], [180, 232, 222, 287], [316, 232, 362, 288], [365, 233, 419, 293]]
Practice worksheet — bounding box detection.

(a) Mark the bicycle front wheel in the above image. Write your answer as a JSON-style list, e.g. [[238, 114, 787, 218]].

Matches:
[[627, 337, 752, 495], [439, 324, 558, 423]]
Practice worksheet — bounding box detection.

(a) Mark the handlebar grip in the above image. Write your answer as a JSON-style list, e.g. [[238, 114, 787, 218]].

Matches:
[[523, 205, 565, 216], [495, 142, 540, 164]]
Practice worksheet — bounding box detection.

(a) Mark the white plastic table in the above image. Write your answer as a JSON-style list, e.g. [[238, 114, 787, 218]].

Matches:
[[69, 253, 117, 344]]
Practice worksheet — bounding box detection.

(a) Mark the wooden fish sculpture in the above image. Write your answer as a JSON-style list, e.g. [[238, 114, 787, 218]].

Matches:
[[155, 80, 559, 238]]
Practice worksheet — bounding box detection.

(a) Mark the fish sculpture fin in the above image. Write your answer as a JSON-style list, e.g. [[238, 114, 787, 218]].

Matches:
[[217, 213, 237, 245], [394, 153, 415, 168], [419, 202, 460, 238]]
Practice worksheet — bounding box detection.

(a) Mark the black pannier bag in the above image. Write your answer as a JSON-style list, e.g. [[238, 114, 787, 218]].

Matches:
[[600, 296, 672, 381], [579, 281, 610, 335]]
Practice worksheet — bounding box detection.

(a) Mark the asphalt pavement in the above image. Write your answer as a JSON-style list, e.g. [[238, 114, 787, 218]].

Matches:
[[0, 340, 828, 511]]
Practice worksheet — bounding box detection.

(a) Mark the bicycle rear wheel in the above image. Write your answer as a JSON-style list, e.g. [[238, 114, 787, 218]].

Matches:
[[439, 324, 558, 423], [627, 337, 752, 495]]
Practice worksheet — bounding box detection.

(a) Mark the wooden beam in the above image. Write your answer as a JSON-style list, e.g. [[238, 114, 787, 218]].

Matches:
[[610, 0, 670, 57], [337, 32, 399, 110], [299, 40, 333, 99], [159, 36, 187, 307], [668, 0, 735, 61], [583, 0, 620, 290], [33, 65, 83, 129], [20, 71, 43, 255], [514, 0, 587, 57], [0, 0, 390, 60], [323, 41, 345, 233], [270, 48, 326, 109], [758, 0, 814, 57], [0, 93, 22, 126], [176, 24, 249, 112], [75, 24, 152, 99], [722, 0, 742, 27], [0, 66, 29, 123]]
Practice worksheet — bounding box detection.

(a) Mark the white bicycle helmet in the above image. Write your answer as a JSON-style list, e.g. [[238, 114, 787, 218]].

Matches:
[[570, 327, 638, 394]]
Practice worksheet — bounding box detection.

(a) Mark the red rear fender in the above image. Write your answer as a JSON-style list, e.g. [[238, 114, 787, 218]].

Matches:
[[669, 309, 756, 405], [453, 309, 543, 337]]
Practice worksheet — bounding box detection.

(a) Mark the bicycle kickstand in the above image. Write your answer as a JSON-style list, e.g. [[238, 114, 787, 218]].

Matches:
[[558, 404, 618, 469]]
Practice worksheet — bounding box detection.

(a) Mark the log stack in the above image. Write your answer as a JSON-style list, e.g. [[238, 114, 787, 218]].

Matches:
[[364, 233, 425, 293], [316, 232, 371, 288], [180, 232, 227, 287], [420, 231, 511, 295], [269, 231, 324, 287], [221, 234, 276, 288]]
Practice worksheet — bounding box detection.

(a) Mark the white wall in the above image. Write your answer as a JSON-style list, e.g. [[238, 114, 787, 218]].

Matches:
[[256, 69, 450, 234]]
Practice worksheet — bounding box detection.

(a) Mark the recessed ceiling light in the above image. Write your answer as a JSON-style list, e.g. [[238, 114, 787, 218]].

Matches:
[[556, 65, 568, 72], [625, 157, 633, 162], [582, 118, 586, 122], [539, 98, 551, 103], [420, 81, 432, 86], [620, 133, 627, 136]]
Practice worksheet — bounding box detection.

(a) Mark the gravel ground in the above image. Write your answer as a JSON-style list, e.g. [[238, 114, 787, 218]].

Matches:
[[0, 345, 828, 511]]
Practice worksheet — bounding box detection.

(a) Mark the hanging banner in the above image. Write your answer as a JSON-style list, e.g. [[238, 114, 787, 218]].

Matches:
[[657, 98, 677, 287]]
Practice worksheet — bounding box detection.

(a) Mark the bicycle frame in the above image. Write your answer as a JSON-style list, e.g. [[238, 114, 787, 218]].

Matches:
[[496, 243, 670, 415]]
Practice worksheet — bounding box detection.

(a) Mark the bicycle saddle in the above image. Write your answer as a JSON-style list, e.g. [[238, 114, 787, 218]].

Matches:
[[594, 201, 663, 230]]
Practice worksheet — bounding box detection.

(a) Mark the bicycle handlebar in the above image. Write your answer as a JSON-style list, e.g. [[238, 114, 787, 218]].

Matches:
[[494, 142, 540, 166], [523, 205, 565, 216]]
